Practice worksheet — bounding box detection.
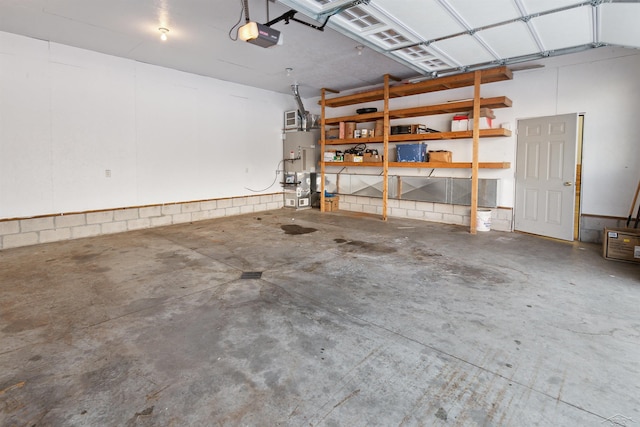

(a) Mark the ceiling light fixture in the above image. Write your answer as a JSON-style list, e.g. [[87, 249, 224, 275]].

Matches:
[[356, 45, 364, 55], [285, 67, 293, 76], [158, 27, 169, 41]]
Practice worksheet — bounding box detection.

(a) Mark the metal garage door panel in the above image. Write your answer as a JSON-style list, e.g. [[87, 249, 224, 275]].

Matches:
[[337, 175, 396, 198], [400, 177, 448, 203], [450, 178, 498, 208]]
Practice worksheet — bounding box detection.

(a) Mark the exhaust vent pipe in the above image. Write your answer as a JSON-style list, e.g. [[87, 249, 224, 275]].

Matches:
[[291, 84, 319, 131], [291, 84, 307, 119]]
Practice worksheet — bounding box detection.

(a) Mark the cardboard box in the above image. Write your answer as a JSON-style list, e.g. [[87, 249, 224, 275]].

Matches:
[[603, 228, 640, 263], [344, 154, 364, 162], [396, 143, 427, 162], [354, 129, 375, 138], [375, 120, 384, 137], [360, 129, 374, 138], [468, 107, 496, 119], [428, 150, 452, 163], [324, 151, 343, 162], [451, 118, 469, 131], [345, 122, 356, 139], [324, 196, 339, 212], [363, 153, 382, 162], [326, 128, 340, 139], [468, 117, 493, 130]]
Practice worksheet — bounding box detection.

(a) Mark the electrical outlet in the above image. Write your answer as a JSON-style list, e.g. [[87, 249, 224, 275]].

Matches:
[[105, 169, 111, 178]]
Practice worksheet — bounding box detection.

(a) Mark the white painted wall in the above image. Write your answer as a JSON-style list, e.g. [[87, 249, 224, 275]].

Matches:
[[486, 51, 640, 216], [0, 31, 295, 219], [312, 50, 640, 216], [2, 29, 639, 221]]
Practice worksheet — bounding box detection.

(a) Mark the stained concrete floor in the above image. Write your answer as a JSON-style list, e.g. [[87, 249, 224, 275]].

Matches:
[[0, 209, 639, 426]]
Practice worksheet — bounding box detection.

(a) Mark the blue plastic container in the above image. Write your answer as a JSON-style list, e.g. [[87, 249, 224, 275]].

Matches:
[[396, 143, 427, 162]]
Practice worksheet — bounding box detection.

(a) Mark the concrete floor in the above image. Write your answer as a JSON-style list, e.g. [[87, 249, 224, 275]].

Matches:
[[1, 209, 638, 426]]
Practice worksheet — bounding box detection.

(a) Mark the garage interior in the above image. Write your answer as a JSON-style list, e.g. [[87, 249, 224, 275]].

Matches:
[[1, 1, 639, 426]]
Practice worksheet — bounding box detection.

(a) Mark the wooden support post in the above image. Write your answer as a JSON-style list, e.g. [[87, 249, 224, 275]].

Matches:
[[383, 75, 390, 221], [320, 88, 327, 212], [470, 71, 481, 234]]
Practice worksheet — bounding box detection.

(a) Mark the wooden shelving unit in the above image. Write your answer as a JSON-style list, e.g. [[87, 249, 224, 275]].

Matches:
[[319, 66, 513, 233]]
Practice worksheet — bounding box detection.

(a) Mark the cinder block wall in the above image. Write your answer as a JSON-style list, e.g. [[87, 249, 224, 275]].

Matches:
[[0, 194, 283, 250], [580, 215, 631, 243], [337, 195, 628, 242], [338, 195, 513, 232], [6, 193, 618, 248]]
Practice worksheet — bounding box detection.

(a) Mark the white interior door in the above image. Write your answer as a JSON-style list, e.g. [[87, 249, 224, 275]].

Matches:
[[515, 114, 578, 241]]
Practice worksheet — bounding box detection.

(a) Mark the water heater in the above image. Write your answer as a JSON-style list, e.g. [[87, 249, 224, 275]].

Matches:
[[283, 130, 320, 209]]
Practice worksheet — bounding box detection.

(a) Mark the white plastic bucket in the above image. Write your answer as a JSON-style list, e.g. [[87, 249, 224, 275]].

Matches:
[[476, 209, 492, 232]]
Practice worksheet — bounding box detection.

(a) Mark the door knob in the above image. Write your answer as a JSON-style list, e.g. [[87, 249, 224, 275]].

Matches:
[[564, 182, 573, 186]]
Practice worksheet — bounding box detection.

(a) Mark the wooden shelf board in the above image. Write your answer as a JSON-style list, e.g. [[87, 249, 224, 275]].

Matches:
[[390, 128, 511, 141], [388, 162, 511, 169], [325, 137, 382, 145], [323, 162, 383, 167], [390, 96, 511, 119], [324, 111, 383, 125], [322, 161, 511, 169], [323, 128, 511, 145], [321, 67, 512, 108], [324, 96, 512, 125]]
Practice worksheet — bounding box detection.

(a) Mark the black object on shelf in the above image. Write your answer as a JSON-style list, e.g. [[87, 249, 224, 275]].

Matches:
[[356, 107, 377, 114]]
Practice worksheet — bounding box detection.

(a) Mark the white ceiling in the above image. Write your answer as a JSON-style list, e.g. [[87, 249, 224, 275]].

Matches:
[[0, 0, 639, 98]]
